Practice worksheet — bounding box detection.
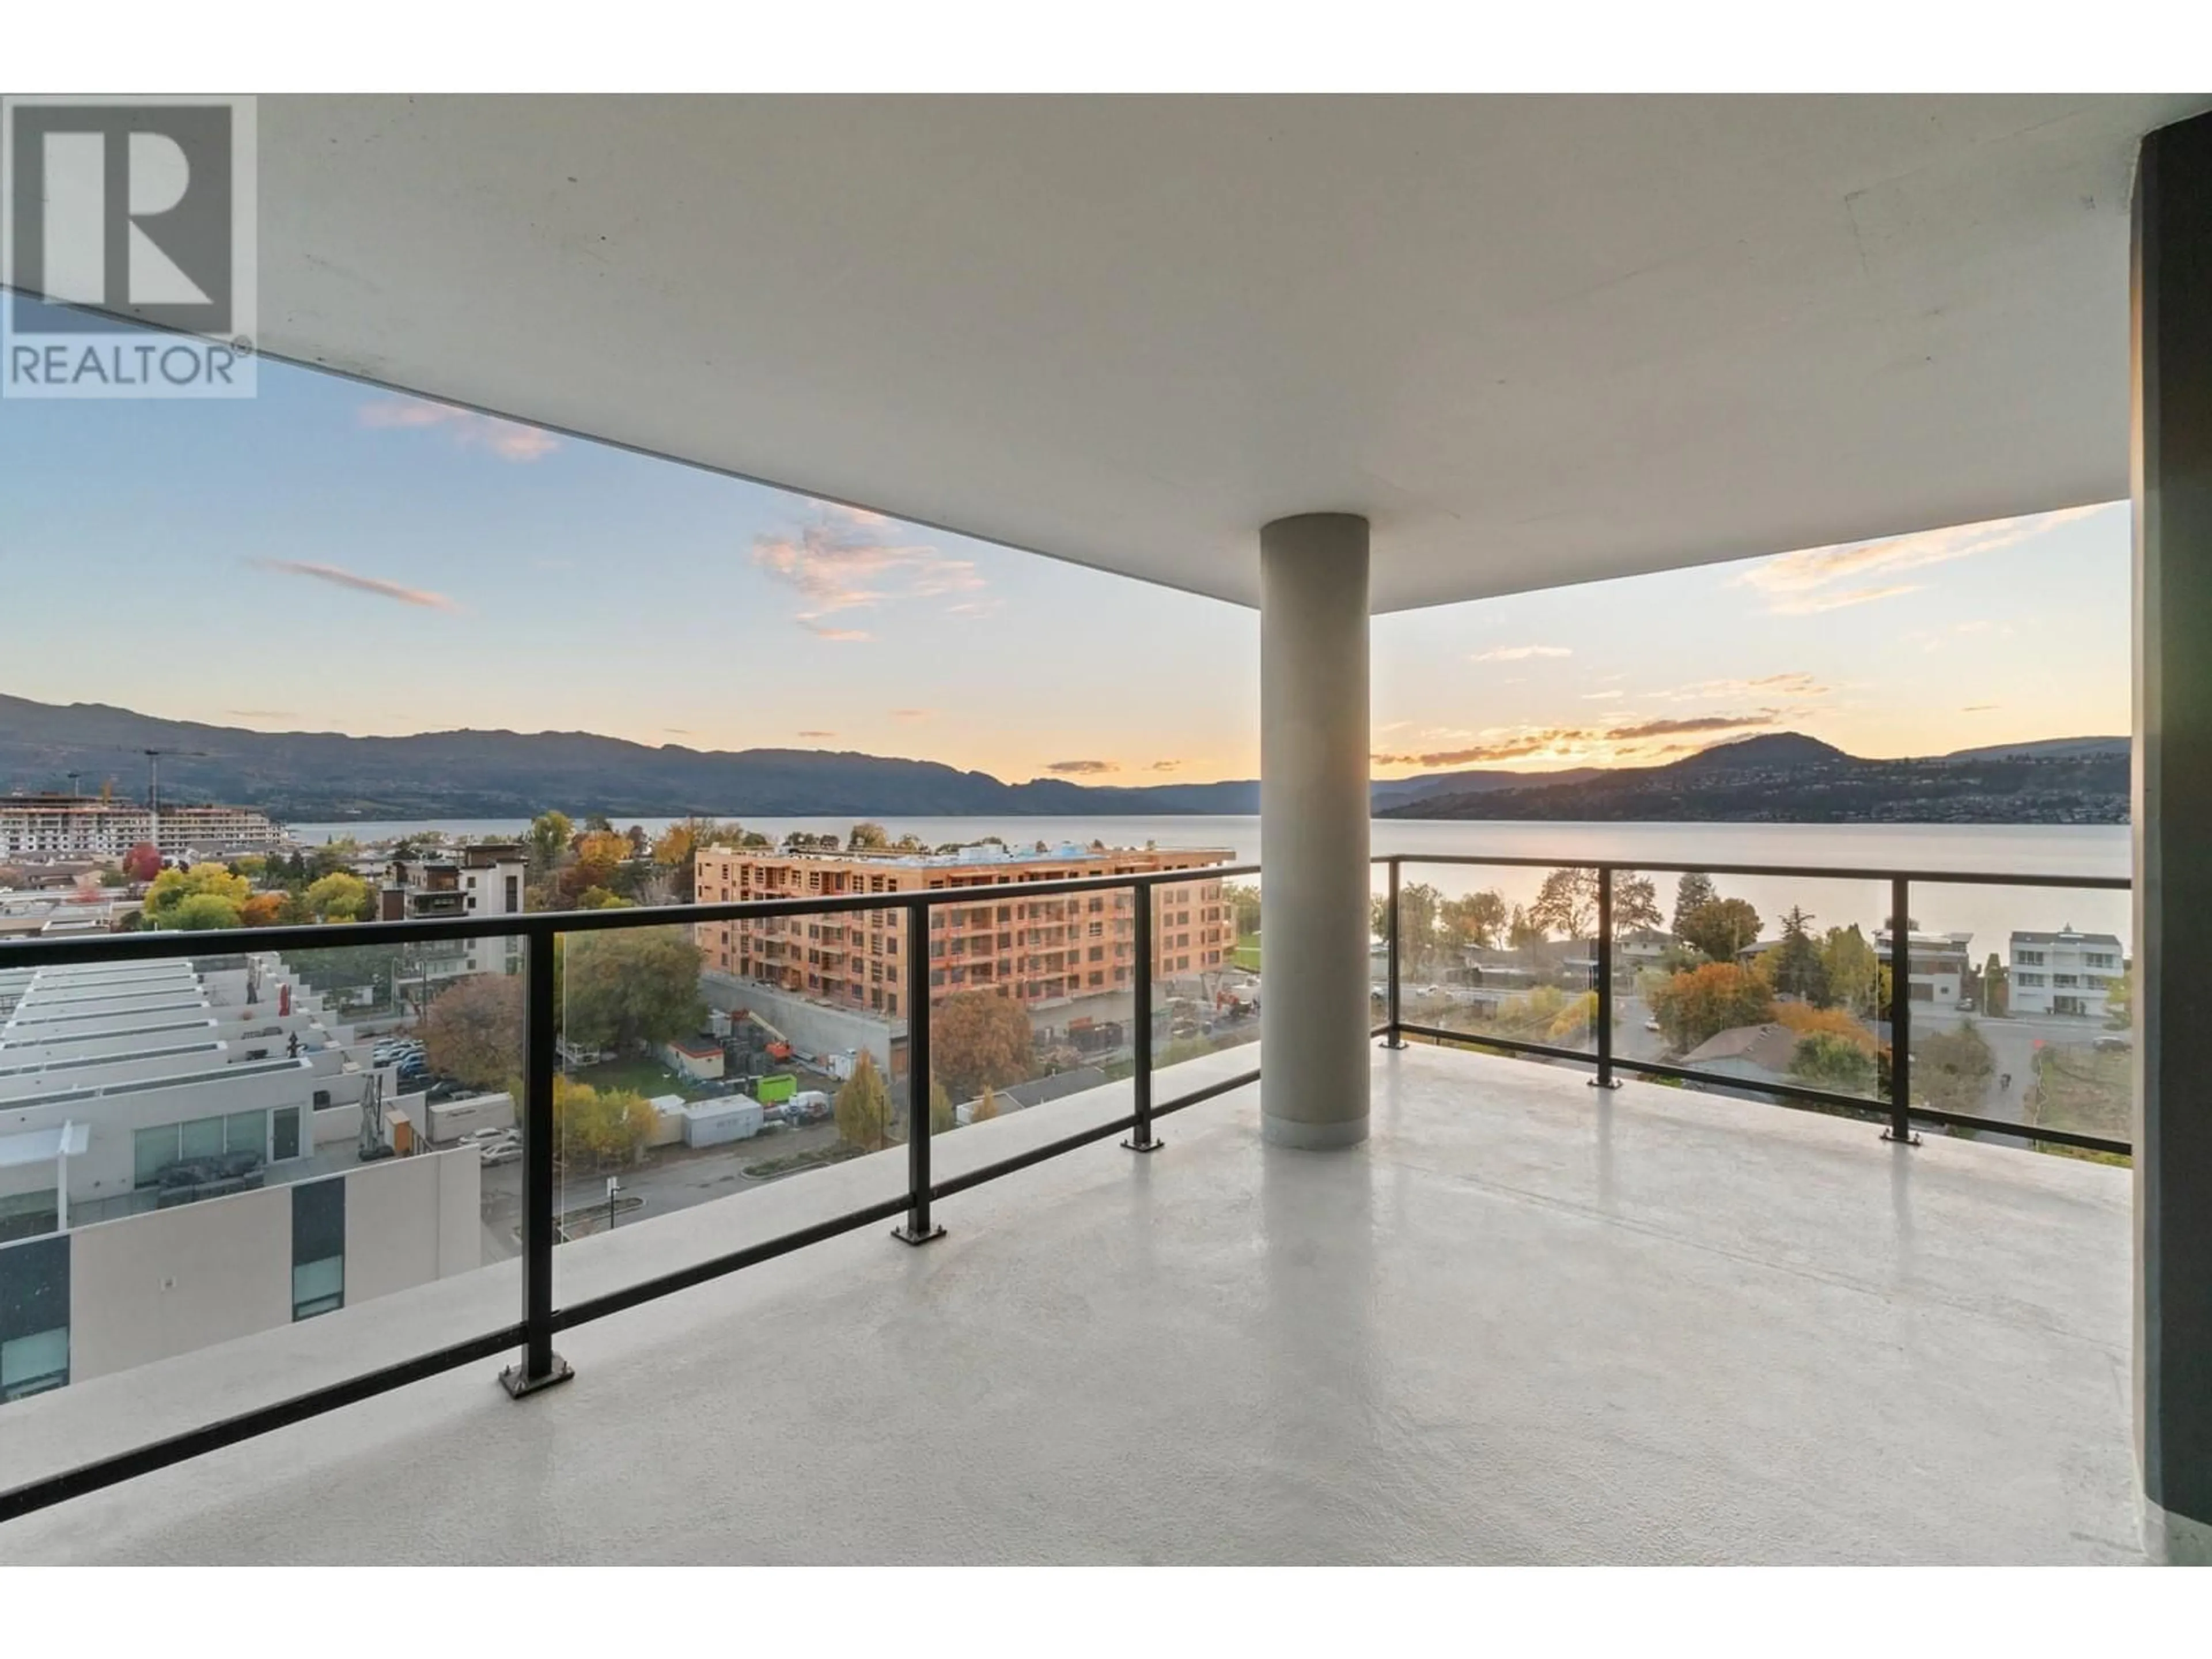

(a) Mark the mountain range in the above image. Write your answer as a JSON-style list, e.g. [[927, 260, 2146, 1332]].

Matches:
[[0, 694, 2128, 825]]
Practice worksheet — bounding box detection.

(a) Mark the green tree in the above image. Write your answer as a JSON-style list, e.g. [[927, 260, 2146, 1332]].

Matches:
[[304, 871, 372, 922], [1672, 872, 1718, 937], [1790, 1032, 1877, 1093], [1978, 953, 2009, 1018], [1370, 881, 1445, 975], [847, 821, 890, 851], [1439, 888, 1508, 950], [1529, 867, 1600, 941], [1508, 904, 1546, 953], [1767, 906, 1831, 1005], [1821, 925, 1883, 1016], [1676, 897, 1763, 964], [575, 886, 635, 910], [834, 1051, 893, 1150], [933, 990, 1039, 1100], [561, 927, 705, 1052], [1649, 962, 1777, 1052], [527, 810, 574, 880], [2102, 967, 2132, 1029], [142, 861, 252, 928], [1224, 881, 1264, 938], [422, 974, 526, 1090], [164, 891, 245, 930], [552, 1075, 654, 1169]]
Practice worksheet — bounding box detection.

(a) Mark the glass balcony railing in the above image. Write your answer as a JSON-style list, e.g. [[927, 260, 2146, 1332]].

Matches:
[[0, 861, 1259, 1520], [1371, 854, 2133, 1162]]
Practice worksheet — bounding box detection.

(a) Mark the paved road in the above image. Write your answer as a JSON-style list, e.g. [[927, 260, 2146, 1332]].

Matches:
[[476, 1117, 858, 1251]]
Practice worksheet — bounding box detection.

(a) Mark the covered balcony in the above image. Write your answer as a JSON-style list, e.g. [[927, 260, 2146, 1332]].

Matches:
[[0, 1040, 2136, 1565], [4, 92, 2211, 1566]]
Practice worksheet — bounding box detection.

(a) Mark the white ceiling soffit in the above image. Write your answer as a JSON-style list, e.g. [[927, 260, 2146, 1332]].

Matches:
[[237, 94, 2208, 612]]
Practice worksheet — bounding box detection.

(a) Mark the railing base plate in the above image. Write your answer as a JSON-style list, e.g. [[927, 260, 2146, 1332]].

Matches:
[[1378, 1037, 1409, 1051], [1121, 1135, 1165, 1154], [1881, 1128, 1923, 1147], [892, 1222, 946, 1247], [1588, 1078, 1622, 1091], [498, 1355, 574, 1399]]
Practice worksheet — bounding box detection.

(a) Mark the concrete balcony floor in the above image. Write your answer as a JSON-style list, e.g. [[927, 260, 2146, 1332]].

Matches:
[[0, 1041, 2138, 1565]]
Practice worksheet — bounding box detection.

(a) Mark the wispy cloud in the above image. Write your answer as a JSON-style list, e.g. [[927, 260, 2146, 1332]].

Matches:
[[800, 619, 874, 643], [1046, 759, 1117, 775], [225, 708, 296, 720], [1580, 689, 1624, 700], [1471, 645, 1572, 663], [1371, 710, 1779, 770], [663, 728, 693, 735], [1149, 760, 1184, 772], [798, 729, 838, 738], [1766, 584, 1922, 616], [358, 397, 559, 462], [1736, 507, 2103, 612], [248, 559, 459, 612], [1607, 713, 1778, 740], [891, 708, 934, 723], [753, 503, 986, 640], [1661, 671, 1831, 701], [1961, 703, 2001, 713]]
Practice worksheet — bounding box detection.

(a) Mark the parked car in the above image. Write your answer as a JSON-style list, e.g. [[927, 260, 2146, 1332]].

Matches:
[[2094, 1035, 2134, 1053], [1644, 1017, 1661, 1033], [478, 1139, 521, 1167], [460, 1125, 514, 1143]]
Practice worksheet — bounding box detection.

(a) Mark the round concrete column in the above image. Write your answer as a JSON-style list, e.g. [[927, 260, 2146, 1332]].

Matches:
[[1259, 513, 1371, 1150]]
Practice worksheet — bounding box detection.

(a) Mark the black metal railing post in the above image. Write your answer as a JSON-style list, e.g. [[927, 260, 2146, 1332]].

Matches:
[[1124, 879, 1163, 1152], [1382, 857, 1408, 1048], [500, 925, 573, 1397], [1884, 876, 1920, 1146], [894, 897, 945, 1244], [1590, 866, 1619, 1090]]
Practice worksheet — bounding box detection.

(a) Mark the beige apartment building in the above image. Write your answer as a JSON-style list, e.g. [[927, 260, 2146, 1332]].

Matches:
[[693, 842, 1238, 1016]]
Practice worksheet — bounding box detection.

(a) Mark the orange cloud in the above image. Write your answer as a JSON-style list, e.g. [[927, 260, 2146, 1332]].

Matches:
[[358, 397, 558, 462]]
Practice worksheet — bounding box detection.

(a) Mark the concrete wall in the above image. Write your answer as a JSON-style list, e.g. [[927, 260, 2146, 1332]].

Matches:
[[343, 1149, 481, 1302], [700, 971, 896, 1073], [61, 1147, 480, 1387], [425, 1092, 513, 1145], [66, 1181, 293, 1383]]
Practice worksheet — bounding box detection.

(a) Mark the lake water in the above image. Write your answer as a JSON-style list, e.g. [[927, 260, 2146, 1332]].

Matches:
[[289, 815, 2133, 956]]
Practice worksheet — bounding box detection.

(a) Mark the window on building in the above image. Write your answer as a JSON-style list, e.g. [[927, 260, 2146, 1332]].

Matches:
[[291, 1179, 346, 1321], [0, 1233, 69, 1402], [274, 1106, 302, 1161], [2017, 949, 2046, 966]]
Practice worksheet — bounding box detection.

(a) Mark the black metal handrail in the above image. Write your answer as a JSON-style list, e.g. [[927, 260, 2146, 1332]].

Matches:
[[0, 862, 1259, 1522], [1372, 853, 2131, 1157]]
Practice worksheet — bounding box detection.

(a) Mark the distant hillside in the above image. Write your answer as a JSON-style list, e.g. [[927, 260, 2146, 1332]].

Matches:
[[1386, 730, 2128, 825], [0, 695, 2130, 825]]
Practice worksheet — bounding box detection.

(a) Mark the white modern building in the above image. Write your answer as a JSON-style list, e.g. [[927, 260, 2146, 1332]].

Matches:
[[380, 843, 529, 994], [0, 796, 284, 862], [2009, 927, 2127, 1018], [1872, 927, 1976, 1006]]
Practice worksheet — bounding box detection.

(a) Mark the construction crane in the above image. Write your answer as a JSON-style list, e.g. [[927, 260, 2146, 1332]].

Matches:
[[138, 746, 211, 815]]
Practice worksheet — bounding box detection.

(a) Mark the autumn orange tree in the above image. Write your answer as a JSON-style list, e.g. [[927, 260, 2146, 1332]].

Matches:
[[1649, 961, 1777, 1052], [931, 990, 1039, 1101], [423, 973, 527, 1090]]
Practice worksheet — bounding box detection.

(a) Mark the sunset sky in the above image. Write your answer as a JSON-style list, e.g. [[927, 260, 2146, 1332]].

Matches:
[[0, 328, 2131, 785]]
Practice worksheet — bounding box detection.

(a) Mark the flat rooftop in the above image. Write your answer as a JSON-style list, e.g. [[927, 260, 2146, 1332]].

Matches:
[[715, 841, 1236, 870], [0, 1043, 2135, 1563]]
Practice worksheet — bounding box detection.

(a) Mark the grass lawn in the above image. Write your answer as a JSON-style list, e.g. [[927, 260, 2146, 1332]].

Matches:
[[1232, 934, 1262, 972], [2029, 1046, 2133, 1165], [573, 1054, 711, 1100]]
